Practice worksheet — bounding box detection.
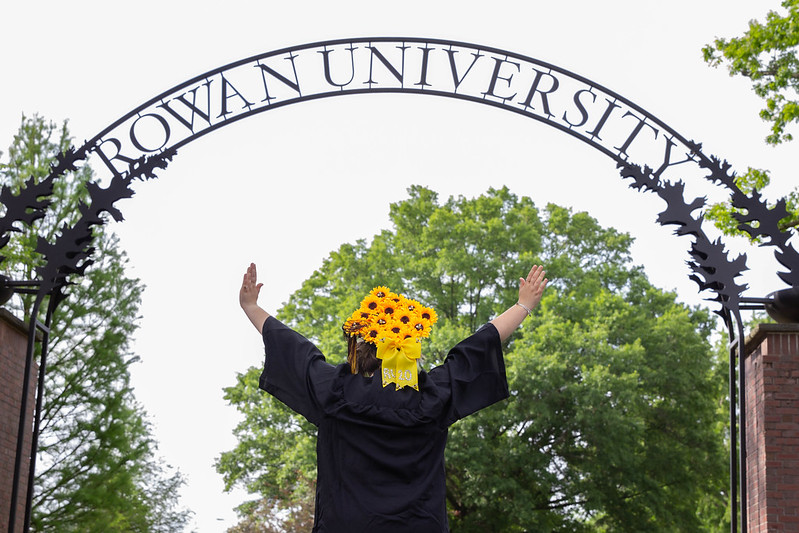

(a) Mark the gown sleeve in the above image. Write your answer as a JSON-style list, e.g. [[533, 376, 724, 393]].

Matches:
[[259, 316, 338, 426], [428, 322, 509, 427]]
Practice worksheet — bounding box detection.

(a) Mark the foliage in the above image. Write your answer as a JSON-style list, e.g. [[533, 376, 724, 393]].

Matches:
[[225, 478, 315, 533], [705, 166, 799, 238], [447, 278, 728, 532], [702, 1, 799, 237], [218, 186, 729, 531], [703, 0, 799, 145], [0, 114, 191, 532]]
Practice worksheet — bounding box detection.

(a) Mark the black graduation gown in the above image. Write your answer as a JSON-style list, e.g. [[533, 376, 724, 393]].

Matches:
[[259, 316, 508, 533]]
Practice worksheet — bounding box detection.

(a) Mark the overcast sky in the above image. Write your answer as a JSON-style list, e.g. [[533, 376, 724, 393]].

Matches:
[[2, 1, 797, 531]]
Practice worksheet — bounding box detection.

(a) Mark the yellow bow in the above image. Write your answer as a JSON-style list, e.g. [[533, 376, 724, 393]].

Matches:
[[376, 337, 421, 390]]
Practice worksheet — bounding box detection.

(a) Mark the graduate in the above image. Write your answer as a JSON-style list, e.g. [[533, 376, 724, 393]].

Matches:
[[239, 263, 548, 532]]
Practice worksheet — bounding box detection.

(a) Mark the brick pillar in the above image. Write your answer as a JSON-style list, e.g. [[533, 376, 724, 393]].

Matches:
[[744, 323, 799, 533], [0, 309, 37, 533]]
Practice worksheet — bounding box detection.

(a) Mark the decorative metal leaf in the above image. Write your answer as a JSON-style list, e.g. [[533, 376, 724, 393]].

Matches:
[[775, 248, 799, 287], [691, 145, 799, 289], [687, 238, 748, 312], [32, 145, 177, 297], [49, 144, 88, 177], [617, 161, 660, 193], [656, 181, 706, 237], [85, 179, 135, 223], [0, 143, 88, 266], [128, 147, 178, 182], [617, 159, 749, 315], [0, 174, 55, 234], [732, 190, 791, 246], [0, 174, 56, 264], [695, 153, 737, 189]]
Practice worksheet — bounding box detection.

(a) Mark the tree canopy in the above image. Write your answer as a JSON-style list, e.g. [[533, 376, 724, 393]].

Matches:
[[703, 0, 799, 237], [703, 0, 799, 146], [218, 186, 729, 532], [0, 115, 191, 532]]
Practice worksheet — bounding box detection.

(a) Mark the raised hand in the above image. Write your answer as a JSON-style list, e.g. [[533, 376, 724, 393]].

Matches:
[[491, 265, 549, 342], [518, 265, 548, 311], [240, 263, 269, 333], [239, 262, 263, 309]]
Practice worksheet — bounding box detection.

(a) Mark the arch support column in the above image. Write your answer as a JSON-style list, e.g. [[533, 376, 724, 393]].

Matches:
[[0, 310, 37, 533], [745, 324, 799, 532]]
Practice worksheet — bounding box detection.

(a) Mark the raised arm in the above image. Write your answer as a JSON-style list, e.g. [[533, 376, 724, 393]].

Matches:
[[490, 265, 548, 342], [240, 263, 271, 333]]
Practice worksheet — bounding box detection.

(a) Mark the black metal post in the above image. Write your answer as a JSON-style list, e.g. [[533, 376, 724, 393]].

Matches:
[[736, 314, 748, 532], [726, 316, 738, 533], [23, 295, 56, 532]]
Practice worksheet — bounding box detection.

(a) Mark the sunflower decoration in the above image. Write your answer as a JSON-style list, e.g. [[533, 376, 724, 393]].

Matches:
[[342, 286, 438, 390]]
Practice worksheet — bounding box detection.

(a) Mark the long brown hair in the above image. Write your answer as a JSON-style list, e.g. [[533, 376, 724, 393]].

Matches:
[[346, 335, 380, 376]]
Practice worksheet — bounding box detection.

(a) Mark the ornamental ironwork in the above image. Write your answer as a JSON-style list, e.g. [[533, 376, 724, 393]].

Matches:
[[1, 37, 796, 533]]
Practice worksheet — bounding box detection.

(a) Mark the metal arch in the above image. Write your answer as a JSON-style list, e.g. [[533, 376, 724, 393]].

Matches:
[[84, 36, 689, 166], [73, 36, 797, 317], [3, 37, 798, 533]]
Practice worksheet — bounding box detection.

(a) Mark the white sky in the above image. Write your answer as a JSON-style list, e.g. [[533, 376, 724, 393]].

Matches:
[[1, 1, 797, 531]]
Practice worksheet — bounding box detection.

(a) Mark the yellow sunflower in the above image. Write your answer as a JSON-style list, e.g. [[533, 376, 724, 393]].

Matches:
[[419, 306, 438, 325], [396, 311, 413, 325], [404, 299, 422, 312], [344, 286, 437, 343], [370, 286, 393, 299], [363, 326, 381, 344], [397, 323, 416, 340], [412, 320, 431, 338], [380, 301, 398, 316], [361, 294, 382, 312]]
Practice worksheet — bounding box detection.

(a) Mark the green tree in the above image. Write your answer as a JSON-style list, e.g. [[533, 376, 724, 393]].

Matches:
[[703, 0, 799, 146], [219, 186, 729, 531], [0, 114, 191, 532], [703, 0, 799, 236]]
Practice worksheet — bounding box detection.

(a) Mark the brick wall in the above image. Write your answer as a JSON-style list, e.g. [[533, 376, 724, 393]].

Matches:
[[0, 309, 37, 533], [745, 323, 799, 533]]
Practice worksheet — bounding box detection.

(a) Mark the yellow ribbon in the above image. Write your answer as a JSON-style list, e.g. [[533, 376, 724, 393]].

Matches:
[[376, 337, 421, 390]]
